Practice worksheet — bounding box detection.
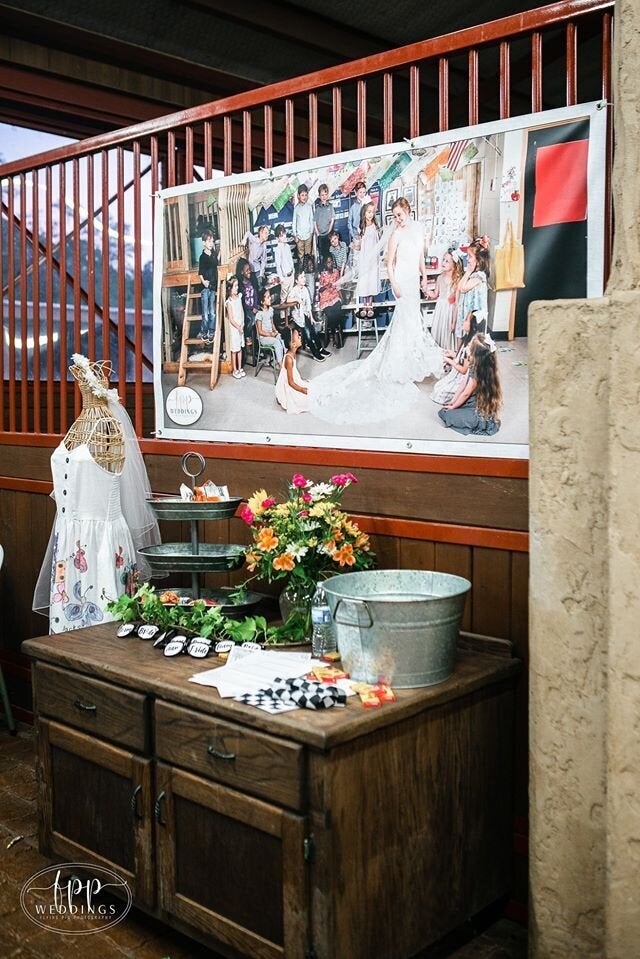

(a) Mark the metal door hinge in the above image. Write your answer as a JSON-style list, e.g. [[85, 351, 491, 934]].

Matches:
[[303, 836, 315, 863]]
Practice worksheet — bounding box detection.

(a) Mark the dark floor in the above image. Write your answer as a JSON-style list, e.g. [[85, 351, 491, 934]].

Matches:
[[0, 725, 527, 959]]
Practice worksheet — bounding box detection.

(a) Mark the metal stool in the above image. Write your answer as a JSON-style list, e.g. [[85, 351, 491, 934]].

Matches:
[[356, 314, 379, 359], [255, 342, 279, 384]]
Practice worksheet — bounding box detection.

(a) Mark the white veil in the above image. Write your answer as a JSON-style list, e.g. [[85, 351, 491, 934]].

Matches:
[[108, 395, 161, 580]]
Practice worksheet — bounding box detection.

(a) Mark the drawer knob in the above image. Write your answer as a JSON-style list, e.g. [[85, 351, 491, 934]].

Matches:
[[73, 699, 97, 713], [207, 743, 236, 762]]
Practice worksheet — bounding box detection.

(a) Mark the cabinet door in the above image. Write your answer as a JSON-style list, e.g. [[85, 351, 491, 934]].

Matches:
[[37, 719, 155, 908], [155, 763, 308, 959]]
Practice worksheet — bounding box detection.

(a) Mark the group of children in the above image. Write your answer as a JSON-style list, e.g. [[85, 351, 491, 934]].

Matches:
[[428, 237, 502, 435], [198, 186, 502, 433]]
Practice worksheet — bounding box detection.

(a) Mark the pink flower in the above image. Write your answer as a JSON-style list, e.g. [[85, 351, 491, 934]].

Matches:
[[301, 492, 312, 503], [292, 473, 308, 488], [240, 506, 255, 525], [299, 510, 309, 518], [331, 472, 357, 487], [262, 498, 276, 509]]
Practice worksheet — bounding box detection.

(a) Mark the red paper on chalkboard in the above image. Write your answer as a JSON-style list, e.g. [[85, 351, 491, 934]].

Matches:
[[533, 139, 588, 228]]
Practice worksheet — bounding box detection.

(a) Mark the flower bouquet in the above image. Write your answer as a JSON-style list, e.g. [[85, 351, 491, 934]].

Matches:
[[240, 472, 375, 642]]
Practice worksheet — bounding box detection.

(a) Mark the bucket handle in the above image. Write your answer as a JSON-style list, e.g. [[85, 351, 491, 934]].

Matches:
[[333, 597, 374, 628]]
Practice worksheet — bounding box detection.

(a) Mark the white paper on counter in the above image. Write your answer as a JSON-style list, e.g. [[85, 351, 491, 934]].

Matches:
[[189, 648, 324, 698]]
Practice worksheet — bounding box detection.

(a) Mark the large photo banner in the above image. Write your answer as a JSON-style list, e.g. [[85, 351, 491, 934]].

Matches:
[[153, 102, 606, 458]]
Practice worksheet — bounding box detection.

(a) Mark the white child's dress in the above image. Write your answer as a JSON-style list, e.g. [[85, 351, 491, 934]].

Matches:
[[46, 442, 138, 634], [356, 224, 381, 300]]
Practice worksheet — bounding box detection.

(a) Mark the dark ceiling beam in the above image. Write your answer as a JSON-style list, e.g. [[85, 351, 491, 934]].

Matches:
[[0, 64, 169, 127], [0, 3, 258, 94], [185, 0, 387, 61]]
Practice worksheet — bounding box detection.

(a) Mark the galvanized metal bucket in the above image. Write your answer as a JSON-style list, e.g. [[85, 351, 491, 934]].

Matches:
[[323, 570, 471, 688]]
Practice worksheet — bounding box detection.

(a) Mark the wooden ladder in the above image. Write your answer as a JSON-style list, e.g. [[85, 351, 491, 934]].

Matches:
[[177, 278, 222, 390]]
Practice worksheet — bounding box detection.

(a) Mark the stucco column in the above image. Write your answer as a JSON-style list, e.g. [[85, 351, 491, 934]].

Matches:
[[529, 2, 640, 956]]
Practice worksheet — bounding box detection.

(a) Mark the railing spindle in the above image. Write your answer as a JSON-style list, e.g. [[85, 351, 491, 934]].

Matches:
[[439, 58, 449, 132], [264, 105, 273, 168], [383, 73, 393, 143], [242, 111, 252, 173], [116, 147, 126, 408], [185, 126, 194, 182], [0, 181, 5, 432], [7, 178, 16, 432], [45, 167, 54, 433], [357, 80, 367, 149], [203, 121, 213, 180], [532, 32, 543, 112], [332, 87, 342, 155], [133, 141, 143, 436], [72, 159, 81, 419], [167, 131, 176, 187], [224, 116, 233, 175], [308, 94, 318, 159], [285, 99, 295, 164], [86, 155, 96, 362], [101, 150, 111, 363], [409, 65, 420, 139], [19, 174, 28, 431], [500, 42, 511, 119], [468, 50, 479, 126], [566, 22, 577, 106], [602, 11, 613, 285], [58, 163, 67, 433], [32, 169, 40, 433]]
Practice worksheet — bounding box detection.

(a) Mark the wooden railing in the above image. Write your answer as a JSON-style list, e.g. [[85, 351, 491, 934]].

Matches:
[[0, 0, 613, 465]]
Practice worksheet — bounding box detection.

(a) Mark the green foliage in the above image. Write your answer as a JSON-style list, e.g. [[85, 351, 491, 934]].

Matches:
[[107, 586, 271, 645]]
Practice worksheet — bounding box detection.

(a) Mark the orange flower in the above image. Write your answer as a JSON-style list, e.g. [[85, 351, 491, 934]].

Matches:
[[273, 552, 295, 572], [333, 543, 356, 566], [256, 527, 279, 552], [245, 551, 261, 572], [355, 532, 370, 548]]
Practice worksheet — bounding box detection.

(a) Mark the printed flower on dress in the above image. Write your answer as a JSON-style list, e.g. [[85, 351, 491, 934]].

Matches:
[[241, 472, 374, 590]]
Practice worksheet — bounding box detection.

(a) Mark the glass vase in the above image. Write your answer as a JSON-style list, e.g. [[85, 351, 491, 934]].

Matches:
[[278, 581, 315, 642]]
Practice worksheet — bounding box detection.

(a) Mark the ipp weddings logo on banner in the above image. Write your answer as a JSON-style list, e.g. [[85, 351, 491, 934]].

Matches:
[[21, 862, 132, 935]]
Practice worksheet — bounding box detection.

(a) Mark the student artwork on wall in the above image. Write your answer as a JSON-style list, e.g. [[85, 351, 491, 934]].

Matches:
[[153, 102, 606, 459]]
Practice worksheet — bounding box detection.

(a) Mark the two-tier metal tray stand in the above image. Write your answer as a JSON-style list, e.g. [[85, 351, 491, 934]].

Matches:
[[138, 452, 261, 615]]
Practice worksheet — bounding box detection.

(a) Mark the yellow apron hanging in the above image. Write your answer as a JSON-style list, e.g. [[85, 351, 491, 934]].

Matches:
[[494, 219, 525, 290]]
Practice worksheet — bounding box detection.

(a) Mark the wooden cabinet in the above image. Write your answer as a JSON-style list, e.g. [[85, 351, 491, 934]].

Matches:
[[36, 719, 154, 907], [24, 623, 519, 959]]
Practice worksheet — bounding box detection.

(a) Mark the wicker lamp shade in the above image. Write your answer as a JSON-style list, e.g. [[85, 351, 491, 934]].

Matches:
[[64, 360, 125, 473]]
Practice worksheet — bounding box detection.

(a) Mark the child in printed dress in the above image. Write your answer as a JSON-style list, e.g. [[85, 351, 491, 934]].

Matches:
[[431, 311, 479, 405], [225, 277, 245, 379], [438, 332, 502, 435], [355, 201, 381, 318], [455, 238, 490, 350], [429, 249, 464, 350]]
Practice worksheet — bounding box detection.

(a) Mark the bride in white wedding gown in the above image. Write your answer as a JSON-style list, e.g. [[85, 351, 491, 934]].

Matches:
[[308, 198, 442, 425]]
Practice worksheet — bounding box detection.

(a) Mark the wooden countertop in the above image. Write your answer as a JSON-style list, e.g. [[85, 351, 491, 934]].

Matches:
[[23, 624, 519, 751]]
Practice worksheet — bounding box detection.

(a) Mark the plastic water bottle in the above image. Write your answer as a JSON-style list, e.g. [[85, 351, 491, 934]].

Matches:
[[311, 583, 337, 658]]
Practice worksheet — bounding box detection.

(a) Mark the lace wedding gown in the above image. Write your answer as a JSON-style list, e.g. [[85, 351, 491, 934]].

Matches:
[[308, 221, 442, 424]]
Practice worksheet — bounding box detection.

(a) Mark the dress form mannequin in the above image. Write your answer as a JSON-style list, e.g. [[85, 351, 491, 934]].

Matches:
[[33, 355, 161, 632], [64, 360, 125, 473]]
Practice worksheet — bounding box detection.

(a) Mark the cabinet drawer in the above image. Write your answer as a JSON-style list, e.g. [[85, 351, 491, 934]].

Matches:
[[155, 701, 304, 810], [33, 663, 148, 753]]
